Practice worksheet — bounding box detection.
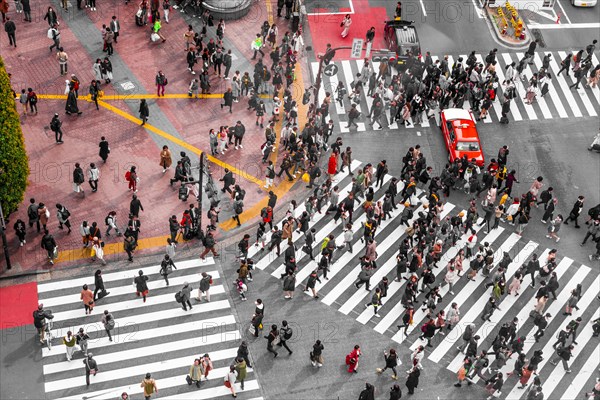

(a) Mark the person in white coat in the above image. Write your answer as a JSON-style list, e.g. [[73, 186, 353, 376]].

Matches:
[[87, 163, 100, 192], [340, 15, 352, 38], [444, 265, 458, 295], [91, 237, 106, 265], [92, 59, 103, 82], [292, 31, 304, 54]]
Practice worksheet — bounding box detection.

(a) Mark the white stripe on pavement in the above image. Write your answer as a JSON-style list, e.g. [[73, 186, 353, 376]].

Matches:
[[339, 203, 455, 315], [45, 347, 243, 392], [44, 327, 240, 375], [427, 231, 521, 363], [38, 259, 214, 293], [42, 271, 221, 308]]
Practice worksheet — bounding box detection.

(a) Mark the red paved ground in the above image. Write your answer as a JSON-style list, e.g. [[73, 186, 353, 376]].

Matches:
[[1, 0, 301, 273], [307, 0, 388, 59], [0, 282, 38, 328]]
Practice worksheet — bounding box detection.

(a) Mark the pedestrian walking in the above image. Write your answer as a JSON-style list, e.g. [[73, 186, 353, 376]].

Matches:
[[564, 195, 585, 228], [76, 328, 90, 356], [196, 271, 212, 301], [55, 203, 71, 233], [48, 23, 60, 51], [405, 366, 420, 394], [223, 365, 237, 397], [65, 86, 82, 115], [98, 136, 110, 162], [304, 270, 321, 298], [101, 310, 115, 341], [340, 14, 351, 38], [80, 284, 94, 314], [87, 163, 100, 192], [83, 353, 98, 387], [140, 373, 158, 399], [139, 99, 150, 125], [359, 383, 375, 400], [200, 353, 213, 380], [237, 341, 252, 368], [187, 358, 203, 388], [311, 340, 324, 367], [265, 324, 279, 357], [376, 348, 399, 380], [4, 16, 16, 47], [93, 269, 109, 301], [550, 344, 573, 373], [159, 254, 176, 286], [62, 330, 76, 361], [134, 270, 149, 302], [13, 219, 26, 246], [346, 344, 361, 373], [234, 357, 247, 390], [282, 271, 296, 299], [277, 320, 293, 355]]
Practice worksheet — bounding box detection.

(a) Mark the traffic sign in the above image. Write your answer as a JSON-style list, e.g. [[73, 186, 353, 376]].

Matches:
[[323, 64, 338, 77], [351, 38, 363, 59]]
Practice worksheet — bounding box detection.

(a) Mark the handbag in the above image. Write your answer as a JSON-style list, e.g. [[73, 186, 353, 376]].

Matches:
[[186, 375, 193, 385], [151, 32, 160, 42], [136, 8, 143, 17], [340, 21, 344, 27]]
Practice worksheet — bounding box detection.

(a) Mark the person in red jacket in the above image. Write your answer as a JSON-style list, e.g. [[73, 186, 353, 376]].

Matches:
[[346, 344, 361, 373], [327, 151, 338, 181]]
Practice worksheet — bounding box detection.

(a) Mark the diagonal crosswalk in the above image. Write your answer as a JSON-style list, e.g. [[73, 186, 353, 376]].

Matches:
[[249, 159, 598, 400], [314, 51, 600, 132], [37, 258, 262, 400]]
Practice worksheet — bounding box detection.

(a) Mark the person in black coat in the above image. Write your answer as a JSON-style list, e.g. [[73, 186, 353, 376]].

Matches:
[[129, 194, 144, 217], [564, 195, 585, 228], [389, 384, 402, 400], [98, 136, 110, 162], [359, 383, 375, 400], [139, 99, 149, 125], [405, 367, 420, 394], [134, 270, 149, 301], [65, 88, 81, 115], [21, 0, 31, 21], [221, 87, 234, 113], [220, 168, 235, 194], [93, 269, 109, 301]]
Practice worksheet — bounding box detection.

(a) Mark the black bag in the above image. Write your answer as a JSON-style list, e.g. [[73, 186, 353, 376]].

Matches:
[[186, 375, 193, 385], [61, 208, 71, 219], [175, 291, 183, 303], [284, 328, 293, 339]]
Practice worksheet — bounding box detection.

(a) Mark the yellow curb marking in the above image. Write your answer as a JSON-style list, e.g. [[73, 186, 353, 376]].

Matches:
[[37, 93, 271, 101]]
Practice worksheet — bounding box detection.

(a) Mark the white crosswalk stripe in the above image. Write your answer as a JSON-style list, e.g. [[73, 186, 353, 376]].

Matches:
[[38, 257, 261, 400], [312, 50, 600, 131], [248, 158, 598, 399]]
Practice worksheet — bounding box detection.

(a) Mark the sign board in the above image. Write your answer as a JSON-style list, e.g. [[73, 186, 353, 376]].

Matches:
[[365, 42, 373, 58], [351, 38, 363, 59], [323, 64, 338, 77]]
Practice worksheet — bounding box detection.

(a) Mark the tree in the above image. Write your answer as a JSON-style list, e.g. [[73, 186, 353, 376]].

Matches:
[[0, 56, 29, 214]]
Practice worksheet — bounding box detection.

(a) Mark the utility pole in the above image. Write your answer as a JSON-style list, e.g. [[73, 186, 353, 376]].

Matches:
[[198, 152, 205, 232]]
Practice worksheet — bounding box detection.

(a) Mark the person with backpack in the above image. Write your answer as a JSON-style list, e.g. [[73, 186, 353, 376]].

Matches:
[[105, 211, 121, 236], [73, 163, 85, 194], [277, 320, 293, 355], [179, 282, 193, 311], [550, 344, 574, 373], [55, 203, 71, 233], [49, 113, 63, 143], [26, 87, 38, 114], [41, 230, 57, 265], [48, 23, 60, 51], [159, 254, 176, 286], [101, 310, 115, 341]]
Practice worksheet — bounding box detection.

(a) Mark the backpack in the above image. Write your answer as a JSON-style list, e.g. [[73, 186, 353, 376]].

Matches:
[[234, 202, 243, 214], [421, 323, 428, 333], [125, 171, 131, 181], [61, 208, 71, 220], [260, 207, 268, 218], [105, 215, 111, 226], [175, 291, 183, 303], [283, 327, 293, 340]]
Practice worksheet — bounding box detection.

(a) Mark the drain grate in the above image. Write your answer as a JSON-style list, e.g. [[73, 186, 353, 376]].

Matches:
[[530, 29, 546, 48]]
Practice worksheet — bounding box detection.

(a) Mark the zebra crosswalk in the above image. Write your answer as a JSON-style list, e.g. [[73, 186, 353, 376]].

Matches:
[[248, 160, 599, 400], [37, 258, 263, 400], [313, 51, 600, 132]]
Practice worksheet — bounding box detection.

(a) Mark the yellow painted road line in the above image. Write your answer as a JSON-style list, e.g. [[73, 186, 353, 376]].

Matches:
[[37, 93, 271, 101], [55, 235, 171, 264], [97, 100, 264, 187]]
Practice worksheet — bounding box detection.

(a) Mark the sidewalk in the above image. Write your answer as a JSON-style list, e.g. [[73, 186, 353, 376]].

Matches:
[[1, 0, 311, 276]]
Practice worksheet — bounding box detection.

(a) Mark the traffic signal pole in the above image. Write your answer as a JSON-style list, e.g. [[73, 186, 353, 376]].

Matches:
[[313, 46, 352, 113]]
